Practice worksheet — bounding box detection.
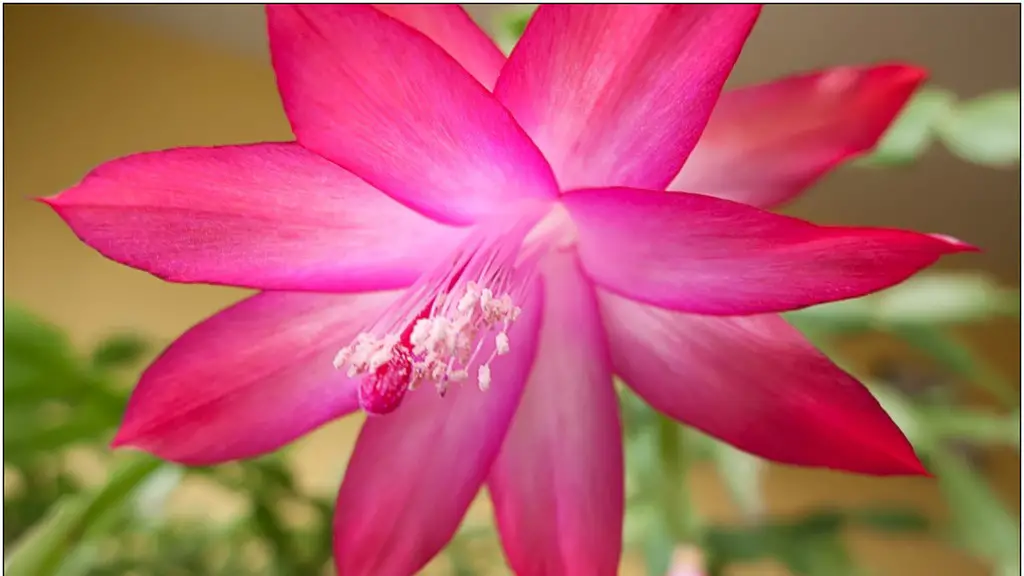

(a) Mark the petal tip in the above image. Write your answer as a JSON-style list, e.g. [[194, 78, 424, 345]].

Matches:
[[35, 194, 60, 208], [891, 451, 933, 477], [881, 62, 929, 86], [929, 233, 981, 253], [110, 425, 138, 450]]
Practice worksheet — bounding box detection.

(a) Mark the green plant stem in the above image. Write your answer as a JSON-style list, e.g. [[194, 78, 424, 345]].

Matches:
[[657, 415, 700, 544]]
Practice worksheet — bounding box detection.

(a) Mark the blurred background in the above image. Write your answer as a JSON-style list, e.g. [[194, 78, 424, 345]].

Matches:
[[3, 4, 1021, 576]]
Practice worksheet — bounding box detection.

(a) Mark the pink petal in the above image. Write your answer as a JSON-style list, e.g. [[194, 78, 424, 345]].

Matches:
[[598, 291, 927, 475], [562, 187, 976, 315], [113, 290, 398, 465], [494, 5, 760, 191], [267, 5, 558, 225], [373, 4, 505, 90], [671, 64, 928, 208], [43, 143, 463, 292], [489, 253, 623, 576], [333, 280, 544, 576]]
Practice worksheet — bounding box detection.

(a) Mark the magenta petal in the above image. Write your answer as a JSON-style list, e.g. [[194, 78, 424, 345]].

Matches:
[[671, 64, 928, 208], [494, 5, 760, 191], [332, 280, 544, 576], [489, 254, 623, 576], [43, 143, 463, 292], [267, 5, 558, 225], [562, 187, 976, 315], [113, 290, 397, 465], [373, 4, 505, 90], [598, 291, 927, 475]]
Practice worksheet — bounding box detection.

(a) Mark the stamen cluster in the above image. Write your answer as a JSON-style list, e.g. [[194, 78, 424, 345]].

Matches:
[[333, 281, 522, 413]]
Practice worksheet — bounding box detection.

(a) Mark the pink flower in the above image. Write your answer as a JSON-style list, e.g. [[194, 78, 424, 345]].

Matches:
[[43, 5, 972, 575]]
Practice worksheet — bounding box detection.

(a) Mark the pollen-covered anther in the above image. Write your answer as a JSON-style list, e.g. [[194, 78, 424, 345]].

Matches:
[[334, 281, 524, 414], [495, 332, 510, 355], [478, 365, 492, 391]]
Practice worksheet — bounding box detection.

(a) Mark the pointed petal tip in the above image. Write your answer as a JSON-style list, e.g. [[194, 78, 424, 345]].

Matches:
[[855, 433, 933, 477], [110, 423, 143, 451], [109, 434, 128, 450], [876, 61, 929, 85], [913, 463, 935, 478], [109, 427, 143, 453], [929, 233, 981, 253], [35, 194, 63, 210], [880, 445, 933, 477]]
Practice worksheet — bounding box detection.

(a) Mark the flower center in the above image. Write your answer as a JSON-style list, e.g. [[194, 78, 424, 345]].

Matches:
[[334, 211, 546, 415]]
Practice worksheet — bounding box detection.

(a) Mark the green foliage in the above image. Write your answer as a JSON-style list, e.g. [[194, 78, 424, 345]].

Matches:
[[787, 271, 1019, 331], [861, 87, 1021, 167], [5, 456, 164, 576], [492, 5, 537, 53], [708, 440, 764, 520], [91, 333, 149, 371], [938, 90, 1021, 167]]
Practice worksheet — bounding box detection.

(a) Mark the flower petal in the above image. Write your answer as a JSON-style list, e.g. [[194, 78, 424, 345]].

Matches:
[[113, 290, 397, 465], [267, 5, 558, 225], [43, 143, 462, 292], [489, 253, 623, 576], [332, 280, 544, 576], [373, 4, 505, 89], [671, 64, 928, 208], [494, 5, 760, 191], [598, 291, 927, 475], [563, 187, 976, 315]]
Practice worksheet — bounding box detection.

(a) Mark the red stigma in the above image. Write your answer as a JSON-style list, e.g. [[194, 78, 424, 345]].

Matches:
[[357, 346, 414, 416]]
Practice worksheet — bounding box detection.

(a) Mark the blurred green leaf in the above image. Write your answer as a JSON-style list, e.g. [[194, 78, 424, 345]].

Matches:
[[642, 515, 675, 576], [777, 535, 855, 576], [705, 525, 773, 566], [869, 383, 1020, 571], [502, 8, 533, 39], [493, 5, 537, 53], [930, 446, 1020, 568], [657, 417, 700, 543], [705, 511, 854, 575], [861, 87, 956, 166], [919, 406, 1020, 449], [251, 499, 305, 575], [132, 465, 185, 524], [847, 507, 931, 533], [4, 455, 163, 576], [937, 90, 1021, 167], [618, 379, 658, 437], [787, 272, 1018, 334], [4, 302, 81, 396], [707, 440, 764, 520], [858, 87, 1020, 168], [91, 333, 149, 371], [4, 409, 118, 463], [874, 273, 1018, 326], [893, 324, 1018, 407], [868, 384, 930, 449], [4, 302, 128, 454]]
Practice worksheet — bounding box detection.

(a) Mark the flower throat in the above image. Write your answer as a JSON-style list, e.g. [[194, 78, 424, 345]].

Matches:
[[333, 215, 543, 415]]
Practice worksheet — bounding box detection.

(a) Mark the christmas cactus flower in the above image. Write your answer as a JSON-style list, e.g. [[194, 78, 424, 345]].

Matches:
[[44, 5, 973, 575]]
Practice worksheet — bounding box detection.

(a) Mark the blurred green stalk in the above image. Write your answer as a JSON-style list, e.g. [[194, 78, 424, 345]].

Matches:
[[5, 456, 163, 576]]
